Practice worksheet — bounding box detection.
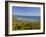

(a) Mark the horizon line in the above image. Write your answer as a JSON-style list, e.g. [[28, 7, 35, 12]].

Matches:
[[12, 14, 40, 16]]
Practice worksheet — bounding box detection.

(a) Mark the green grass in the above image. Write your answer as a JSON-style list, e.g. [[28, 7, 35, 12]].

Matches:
[[12, 16, 40, 31]]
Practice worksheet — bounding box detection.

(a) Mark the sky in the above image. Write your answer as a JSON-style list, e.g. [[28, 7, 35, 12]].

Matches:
[[12, 6, 40, 16]]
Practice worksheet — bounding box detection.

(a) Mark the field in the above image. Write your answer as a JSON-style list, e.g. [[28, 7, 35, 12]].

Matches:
[[12, 16, 40, 31]]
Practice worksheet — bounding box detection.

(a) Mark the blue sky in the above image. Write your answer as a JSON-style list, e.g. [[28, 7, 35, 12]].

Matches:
[[12, 6, 40, 16]]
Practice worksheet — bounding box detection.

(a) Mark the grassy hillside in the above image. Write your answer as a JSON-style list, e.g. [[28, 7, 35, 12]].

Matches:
[[12, 16, 40, 31]]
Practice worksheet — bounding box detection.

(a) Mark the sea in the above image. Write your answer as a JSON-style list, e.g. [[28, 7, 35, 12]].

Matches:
[[14, 15, 40, 21]]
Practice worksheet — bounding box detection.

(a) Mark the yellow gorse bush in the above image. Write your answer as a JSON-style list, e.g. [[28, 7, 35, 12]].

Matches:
[[12, 16, 40, 30]]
